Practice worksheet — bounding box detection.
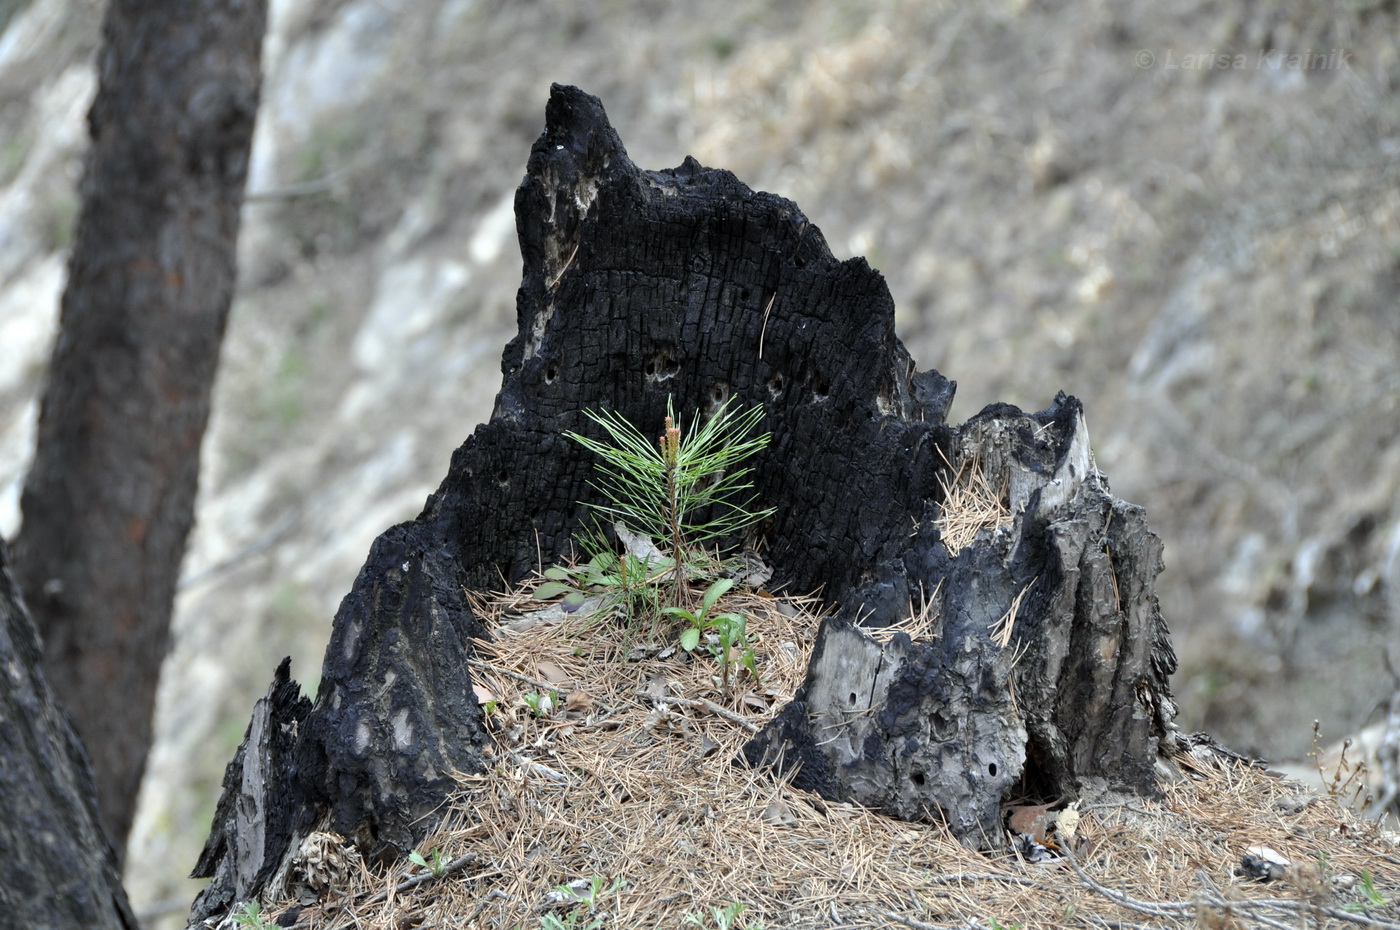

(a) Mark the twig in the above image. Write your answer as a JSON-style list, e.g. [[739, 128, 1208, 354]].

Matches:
[[245, 170, 348, 202], [924, 871, 1060, 893], [634, 689, 759, 733], [1061, 842, 1192, 917], [468, 656, 572, 695], [363, 852, 480, 903], [177, 514, 298, 590], [300, 854, 492, 930], [1079, 917, 1160, 930], [507, 751, 574, 785], [1312, 906, 1400, 930], [1062, 843, 1400, 930], [886, 912, 951, 929], [465, 888, 511, 926]]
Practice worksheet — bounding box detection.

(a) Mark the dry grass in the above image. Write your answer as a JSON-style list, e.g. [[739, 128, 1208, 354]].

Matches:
[[934, 449, 1010, 558], [252, 578, 1400, 930]]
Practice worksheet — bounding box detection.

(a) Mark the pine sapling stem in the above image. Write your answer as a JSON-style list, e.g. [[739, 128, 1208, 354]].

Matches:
[[663, 415, 687, 608]]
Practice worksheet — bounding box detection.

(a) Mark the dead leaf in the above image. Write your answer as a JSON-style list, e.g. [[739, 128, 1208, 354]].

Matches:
[[741, 692, 770, 712], [731, 550, 773, 588], [1005, 803, 1056, 840], [565, 690, 594, 713], [762, 801, 798, 826], [472, 684, 495, 705], [614, 522, 666, 564], [645, 673, 670, 700], [536, 661, 571, 685]]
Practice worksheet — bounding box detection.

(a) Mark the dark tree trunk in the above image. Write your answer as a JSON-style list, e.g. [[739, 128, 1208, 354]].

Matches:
[[191, 85, 1179, 917], [11, 0, 267, 857], [0, 539, 137, 930]]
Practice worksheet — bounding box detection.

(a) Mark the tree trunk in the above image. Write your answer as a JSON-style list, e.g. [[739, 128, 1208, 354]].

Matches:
[[0, 539, 138, 930], [11, 0, 267, 857], [190, 84, 1179, 916]]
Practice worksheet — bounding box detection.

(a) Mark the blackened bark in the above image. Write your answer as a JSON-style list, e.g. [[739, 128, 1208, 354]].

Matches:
[[427, 87, 957, 609], [289, 526, 491, 857], [193, 83, 962, 916], [0, 539, 137, 930], [188, 526, 492, 925], [189, 658, 311, 922], [11, 0, 267, 855]]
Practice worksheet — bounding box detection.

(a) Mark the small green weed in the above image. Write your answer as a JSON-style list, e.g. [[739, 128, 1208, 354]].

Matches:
[[539, 876, 627, 929], [684, 900, 765, 929], [523, 689, 560, 719], [409, 846, 447, 877], [1343, 870, 1390, 913], [231, 900, 271, 929], [662, 577, 758, 688], [533, 531, 668, 627]]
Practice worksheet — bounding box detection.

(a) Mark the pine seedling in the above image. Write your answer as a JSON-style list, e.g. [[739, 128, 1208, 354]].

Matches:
[[566, 396, 772, 608]]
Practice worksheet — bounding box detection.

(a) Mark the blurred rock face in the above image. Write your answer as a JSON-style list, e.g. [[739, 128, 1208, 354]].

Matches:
[[1, 0, 1397, 923]]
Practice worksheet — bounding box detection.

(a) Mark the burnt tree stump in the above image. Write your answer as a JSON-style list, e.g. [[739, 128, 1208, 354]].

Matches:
[[190, 84, 1178, 919], [743, 397, 1179, 846]]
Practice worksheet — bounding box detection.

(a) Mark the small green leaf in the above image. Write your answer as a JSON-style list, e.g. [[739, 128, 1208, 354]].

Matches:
[[680, 627, 701, 652], [544, 566, 572, 581], [702, 577, 735, 612], [409, 849, 429, 868], [715, 613, 745, 636], [533, 581, 574, 599], [742, 648, 759, 679]]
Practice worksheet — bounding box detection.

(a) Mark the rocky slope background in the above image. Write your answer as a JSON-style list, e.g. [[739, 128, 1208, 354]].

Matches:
[[1, 0, 1397, 923]]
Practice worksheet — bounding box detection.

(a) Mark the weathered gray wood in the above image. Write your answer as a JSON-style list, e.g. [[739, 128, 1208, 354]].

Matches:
[[744, 397, 1179, 848]]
